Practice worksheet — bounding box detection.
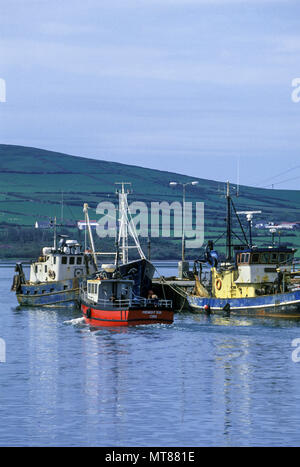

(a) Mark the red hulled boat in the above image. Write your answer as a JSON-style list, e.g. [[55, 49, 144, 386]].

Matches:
[[81, 275, 173, 327]]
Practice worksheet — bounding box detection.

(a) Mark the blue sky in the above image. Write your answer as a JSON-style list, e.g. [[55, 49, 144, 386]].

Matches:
[[1, 0, 300, 189]]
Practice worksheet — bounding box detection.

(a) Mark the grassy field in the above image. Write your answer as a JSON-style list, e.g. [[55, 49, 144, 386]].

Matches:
[[0, 144, 300, 259]]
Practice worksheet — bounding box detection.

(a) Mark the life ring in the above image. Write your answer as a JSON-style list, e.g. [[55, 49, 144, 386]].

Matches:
[[216, 279, 222, 291], [99, 271, 108, 280], [48, 270, 56, 280], [74, 268, 83, 278], [86, 308, 91, 319]]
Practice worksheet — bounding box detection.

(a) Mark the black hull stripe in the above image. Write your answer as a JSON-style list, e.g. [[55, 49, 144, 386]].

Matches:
[[83, 313, 173, 324]]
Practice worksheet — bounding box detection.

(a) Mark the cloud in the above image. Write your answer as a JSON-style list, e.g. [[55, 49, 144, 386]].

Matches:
[[0, 32, 295, 88]]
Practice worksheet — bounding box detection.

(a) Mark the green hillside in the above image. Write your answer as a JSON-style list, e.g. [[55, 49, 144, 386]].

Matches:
[[0, 144, 300, 259]]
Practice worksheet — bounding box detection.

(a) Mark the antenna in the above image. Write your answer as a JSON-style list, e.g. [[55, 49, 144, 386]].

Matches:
[[236, 156, 240, 197], [61, 190, 64, 225], [226, 181, 232, 261], [236, 210, 262, 247]]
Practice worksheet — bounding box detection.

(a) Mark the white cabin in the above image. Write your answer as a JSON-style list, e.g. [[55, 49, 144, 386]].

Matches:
[[86, 278, 134, 305], [29, 239, 97, 283], [234, 248, 294, 285]]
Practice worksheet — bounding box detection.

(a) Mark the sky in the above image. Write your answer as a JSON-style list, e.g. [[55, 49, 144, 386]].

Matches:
[[1, 0, 300, 189]]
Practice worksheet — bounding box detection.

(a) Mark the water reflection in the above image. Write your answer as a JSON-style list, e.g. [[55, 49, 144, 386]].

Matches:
[[81, 328, 133, 445], [3, 263, 300, 446], [212, 336, 252, 446], [27, 309, 59, 444]]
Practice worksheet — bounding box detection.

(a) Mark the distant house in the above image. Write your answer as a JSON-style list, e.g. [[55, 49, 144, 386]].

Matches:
[[257, 222, 300, 231], [255, 223, 266, 230], [77, 220, 99, 231], [34, 221, 52, 229], [35, 219, 77, 229]]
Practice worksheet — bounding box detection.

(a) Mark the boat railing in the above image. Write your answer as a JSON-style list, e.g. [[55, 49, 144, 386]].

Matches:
[[132, 295, 173, 308], [292, 260, 300, 272], [82, 292, 132, 307], [82, 290, 172, 308]]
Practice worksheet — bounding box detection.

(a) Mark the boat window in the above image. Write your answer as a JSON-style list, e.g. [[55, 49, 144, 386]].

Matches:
[[76, 257, 82, 265], [279, 253, 286, 264], [53, 257, 56, 265], [63, 285, 68, 290], [271, 253, 278, 264], [241, 253, 250, 263], [261, 252, 270, 263], [121, 286, 129, 298], [35, 266, 38, 274], [287, 253, 293, 262], [252, 253, 260, 263], [69, 257, 75, 265], [62, 256, 67, 264], [45, 265, 47, 273]]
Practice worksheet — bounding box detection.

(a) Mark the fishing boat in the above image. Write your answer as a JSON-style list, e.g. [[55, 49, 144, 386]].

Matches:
[[93, 182, 156, 301], [187, 182, 300, 317], [81, 265, 173, 326], [80, 182, 173, 326], [11, 206, 98, 307]]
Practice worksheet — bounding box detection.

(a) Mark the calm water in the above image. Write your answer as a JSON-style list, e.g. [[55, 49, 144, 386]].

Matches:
[[1, 261, 300, 447]]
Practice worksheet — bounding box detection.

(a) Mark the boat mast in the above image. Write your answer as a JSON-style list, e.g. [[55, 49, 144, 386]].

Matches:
[[118, 183, 129, 265], [53, 216, 57, 251], [236, 211, 262, 248], [116, 182, 146, 265], [83, 203, 97, 268], [226, 181, 232, 262]]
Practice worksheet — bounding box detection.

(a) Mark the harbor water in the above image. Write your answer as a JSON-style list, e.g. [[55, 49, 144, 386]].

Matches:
[[1, 261, 300, 446]]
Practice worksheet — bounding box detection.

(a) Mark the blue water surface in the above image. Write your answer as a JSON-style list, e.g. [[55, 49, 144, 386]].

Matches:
[[1, 262, 300, 447]]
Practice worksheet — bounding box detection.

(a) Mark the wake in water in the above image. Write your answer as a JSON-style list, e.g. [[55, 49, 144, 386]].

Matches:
[[63, 317, 85, 326]]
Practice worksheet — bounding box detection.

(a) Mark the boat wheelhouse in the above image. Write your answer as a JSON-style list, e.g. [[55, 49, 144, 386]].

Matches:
[[29, 239, 94, 283], [211, 246, 296, 300]]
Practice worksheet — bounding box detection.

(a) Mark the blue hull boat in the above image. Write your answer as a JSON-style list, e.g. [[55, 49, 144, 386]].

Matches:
[[15, 278, 80, 308], [188, 289, 300, 317], [187, 182, 300, 318]]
